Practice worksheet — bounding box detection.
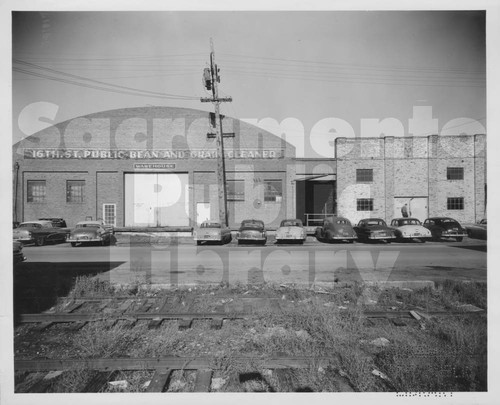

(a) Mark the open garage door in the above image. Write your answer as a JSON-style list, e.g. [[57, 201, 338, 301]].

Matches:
[[125, 173, 189, 227], [394, 197, 428, 223]]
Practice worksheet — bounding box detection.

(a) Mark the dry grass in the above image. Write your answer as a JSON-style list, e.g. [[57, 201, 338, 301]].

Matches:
[[15, 280, 487, 393]]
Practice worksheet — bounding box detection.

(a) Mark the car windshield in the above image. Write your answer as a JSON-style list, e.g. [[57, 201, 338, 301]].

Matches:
[[241, 221, 263, 229], [363, 220, 385, 226], [281, 220, 302, 227], [439, 218, 457, 223], [336, 219, 349, 225], [201, 223, 221, 228], [19, 223, 42, 228], [76, 224, 100, 228], [400, 219, 421, 226]]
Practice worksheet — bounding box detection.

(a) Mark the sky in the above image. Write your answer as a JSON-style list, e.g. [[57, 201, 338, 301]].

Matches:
[[10, 9, 488, 158]]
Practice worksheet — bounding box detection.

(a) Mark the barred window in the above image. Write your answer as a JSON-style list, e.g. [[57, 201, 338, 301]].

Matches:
[[447, 197, 464, 210], [357, 198, 374, 211], [27, 180, 46, 203], [264, 180, 282, 202], [227, 180, 245, 201], [67, 180, 85, 203], [356, 169, 373, 182], [447, 167, 464, 180]]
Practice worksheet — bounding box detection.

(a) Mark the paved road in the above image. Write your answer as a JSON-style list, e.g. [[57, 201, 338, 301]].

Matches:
[[17, 237, 487, 287]]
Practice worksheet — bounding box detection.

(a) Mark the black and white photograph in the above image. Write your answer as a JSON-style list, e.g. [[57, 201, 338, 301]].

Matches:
[[1, 0, 498, 403]]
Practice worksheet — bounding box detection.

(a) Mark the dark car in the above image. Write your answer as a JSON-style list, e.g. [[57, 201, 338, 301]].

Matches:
[[39, 218, 67, 228], [236, 219, 267, 245], [423, 217, 468, 242], [354, 218, 396, 242], [315, 216, 357, 243], [464, 218, 487, 240], [13, 220, 69, 246], [13, 241, 26, 264]]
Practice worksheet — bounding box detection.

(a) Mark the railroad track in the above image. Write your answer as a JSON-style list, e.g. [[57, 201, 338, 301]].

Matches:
[[15, 355, 341, 393], [16, 296, 485, 332]]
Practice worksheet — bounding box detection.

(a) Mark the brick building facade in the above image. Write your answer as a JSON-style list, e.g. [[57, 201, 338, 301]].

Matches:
[[12, 105, 486, 229], [13, 106, 298, 229], [335, 134, 487, 225]]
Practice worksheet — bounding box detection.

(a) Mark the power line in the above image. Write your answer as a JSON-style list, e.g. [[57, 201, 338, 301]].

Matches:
[[13, 67, 198, 101], [222, 68, 485, 88], [219, 52, 485, 75], [13, 59, 199, 100]]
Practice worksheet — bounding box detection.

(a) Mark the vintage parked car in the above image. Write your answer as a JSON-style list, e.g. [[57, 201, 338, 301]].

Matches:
[[13, 241, 26, 264], [423, 217, 468, 242], [315, 216, 357, 243], [38, 217, 67, 228], [353, 218, 396, 242], [13, 220, 69, 246], [389, 217, 432, 242], [275, 219, 307, 244], [67, 221, 113, 247], [464, 218, 487, 240], [236, 219, 267, 245], [194, 221, 232, 245]]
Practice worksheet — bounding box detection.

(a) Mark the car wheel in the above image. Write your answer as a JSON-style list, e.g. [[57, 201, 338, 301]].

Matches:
[[456, 237, 463, 242], [420, 239, 426, 243], [71, 242, 77, 247], [35, 236, 45, 246]]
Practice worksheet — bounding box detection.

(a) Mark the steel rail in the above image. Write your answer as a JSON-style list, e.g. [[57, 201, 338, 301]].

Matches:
[[19, 312, 244, 323], [15, 356, 337, 372], [18, 309, 485, 324]]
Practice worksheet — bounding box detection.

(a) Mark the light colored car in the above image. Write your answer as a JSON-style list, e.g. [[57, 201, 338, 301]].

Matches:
[[315, 216, 357, 243], [236, 219, 267, 245], [67, 221, 113, 247], [194, 221, 232, 245], [276, 219, 306, 244], [390, 217, 432, 242], [13, 220, 69, 246]]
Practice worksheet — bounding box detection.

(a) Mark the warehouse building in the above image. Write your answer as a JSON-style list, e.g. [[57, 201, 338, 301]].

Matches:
[[335, 134, 487, 225], [13, 106, 304, 229], [12, 106, 486, 229]]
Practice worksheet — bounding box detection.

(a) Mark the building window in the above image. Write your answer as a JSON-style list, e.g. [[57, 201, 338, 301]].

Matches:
[[66, 180, 85, 203], [356, 169, 373, 182], [103, 203, 116, 227], [27, 180, 46, 203], [357, 198, 374, 211], [447, 197, 464, 210], [264, 180, 282, 202], [227, 180, 245, 201], [447, 167, 464, 180]]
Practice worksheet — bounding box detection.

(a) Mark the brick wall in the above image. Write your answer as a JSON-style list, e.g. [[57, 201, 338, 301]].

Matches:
[[13, 106, 296, 228], [335, 134, 486, 224]]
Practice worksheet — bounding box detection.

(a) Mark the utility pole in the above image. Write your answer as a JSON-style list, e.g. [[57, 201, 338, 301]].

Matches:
[[201, 38, 232, 227]]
